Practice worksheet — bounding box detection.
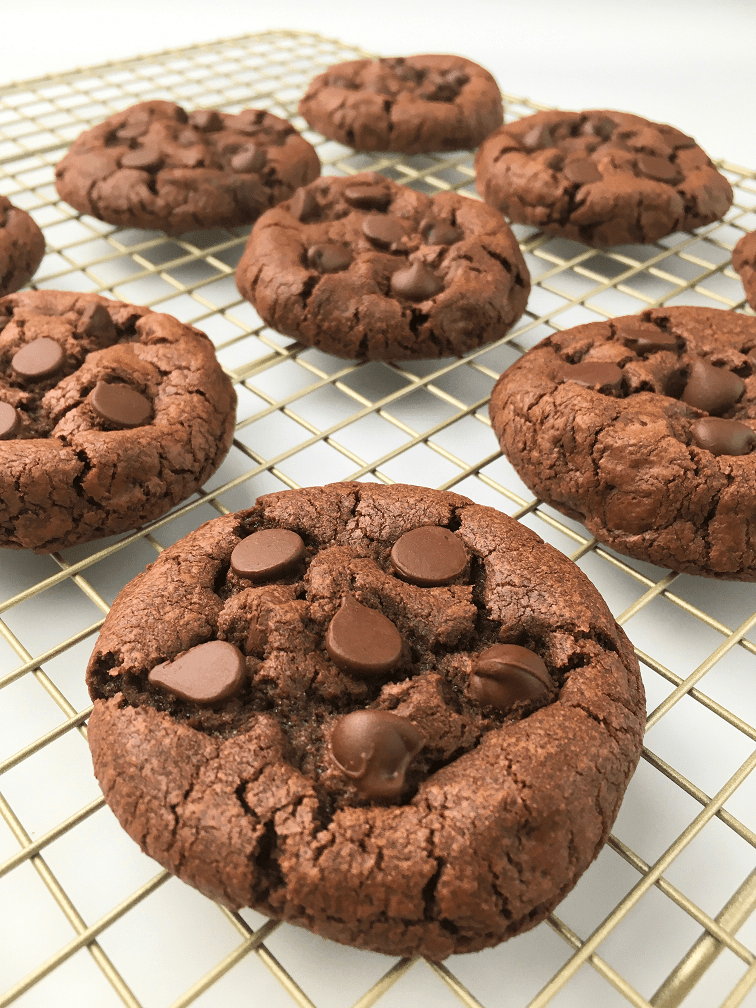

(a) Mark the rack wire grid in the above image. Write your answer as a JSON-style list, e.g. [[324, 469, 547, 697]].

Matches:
[[0, 27, 755, 1008]]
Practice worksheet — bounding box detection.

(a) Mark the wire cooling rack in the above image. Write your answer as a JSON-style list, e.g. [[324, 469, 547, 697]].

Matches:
[[1, 28, 755, 1008]]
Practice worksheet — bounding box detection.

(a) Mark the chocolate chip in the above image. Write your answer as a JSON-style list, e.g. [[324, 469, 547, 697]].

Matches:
[[390, 526, 468, 586], [691, 416, 756, 456], [636, 154, 679, 182], [522, 123, 553, 151], [424, 222, 463, 246], [148, 640, 246, 705], [117, 119, 149, 140], [89, 381, 152, 428], [188, 109, 223, 132], [121, 146, 164, 171], [469, 644, 553, 713], [660, 126, 697, 149], [583, 116, 615, 140], [562, 360, 623, 393], [620, 320, 678, 354], [0, 401, 20, 440], [307, 243, 353, 273], [78, 302, 117, 342], [330, 709, 424, 800], [11, 337, 64, 379], [343, 183, 392, 211], [681, 359, 744, 415], [289, 187, 319, 222], [325, 593, 402, 677], [563, 158, 602, 185], [177, 129, 198, 147], [230, 528, 306, 582], [390, 261, 443, 301], [362, 214, 408, 250], [230, 145, 266, 173]]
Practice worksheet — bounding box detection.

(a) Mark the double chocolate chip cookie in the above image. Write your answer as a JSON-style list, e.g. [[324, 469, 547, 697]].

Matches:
[[0, 195, 45, 296], [55, 100, 321, 234], [299, 54, 503, 154], [235, 172, 530, 360], [0, 290, 236, 553], [490, 306, 756, 579], [86, 482, 644, 959], [733, 230, 756, 312], [475, 110, 733, 247]]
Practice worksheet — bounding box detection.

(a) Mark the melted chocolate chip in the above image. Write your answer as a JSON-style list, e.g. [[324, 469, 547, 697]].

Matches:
[[0, 401, 20, 440], [562, 360, 623, 393], [468, 644, 553, 713], [362, 214, 408, 249], [330, 709, 424, 800], [620, 320, 678, 354], [188, 109, 222, 132], [390, 525, 467, 586], [11, 338, 64, 379], [230, 145, 266, 173], [424, 222, 463, 246], [78, 302, 117, 342], [117, 119, 149, 140], [343, 183, 392, 211], [230, 528, 306, 582], [89, 381, 152, 428], [522, 123, 553, 151], [681, 359, 744, 415], [636, 154, 679, 182], [691, 416, 756, 456], [325, 593, 402, 677], [583, 116, 615, 140], [390, 261, 443, 301], [148, 640, 247, 705], [563, 158, 602, 185], [307, 243, 353, 273], [289, 187, 319, 222]]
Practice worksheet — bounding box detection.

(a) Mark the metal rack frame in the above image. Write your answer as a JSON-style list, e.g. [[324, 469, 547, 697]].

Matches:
[[0, 29, 755, 1008]]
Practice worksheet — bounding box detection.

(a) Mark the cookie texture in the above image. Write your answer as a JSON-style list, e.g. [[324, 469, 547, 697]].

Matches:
[[0, 290, 236, 553], [235, 171, 530, 360], [299, 54, 503, 154], [0, 196, 45, 296], [733, 230, 756, 312], [87, 482, 644, 959], [475, 109, 733, 247], [54, 100, 321, 234], [490, 307, 756, 579]]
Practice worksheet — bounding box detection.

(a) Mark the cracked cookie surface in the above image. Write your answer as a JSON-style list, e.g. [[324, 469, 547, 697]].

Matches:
[[86, 481, 644, 959], [475, 109, 733, 247], [235, 171, 530, 360], [54, 100, 321, 234], [0, 289, 236, 552], [490, 306, 756, 578], [0, 196, 45, 296], [733, 230, 756, 312], [298, 54, 503, 154]]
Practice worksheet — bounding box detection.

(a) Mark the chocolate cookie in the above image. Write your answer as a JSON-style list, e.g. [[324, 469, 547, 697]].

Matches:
[[298, 54, 503, 155], [54, 100, 321, 234], [235, 172, 530, 360], [475, 110, 733, 247], [489, 306, 756, 579], [0, 195, 45, 296], [732, 230, 756, 312], [0, 290, 236, 553], [86, 482, 644, 959]]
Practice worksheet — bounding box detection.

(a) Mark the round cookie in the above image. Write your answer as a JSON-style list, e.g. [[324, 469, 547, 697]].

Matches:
[[732, 230, 756, 312], [86, 481, 644, 960], [489, 306, 756, 579], [0, 195, 45, 296], [0, 290, 236, 553], [235, 171, 530, 360], [298, 54, 503, 155], [475, 109, 733, 247], [54, 100, 321, 234]]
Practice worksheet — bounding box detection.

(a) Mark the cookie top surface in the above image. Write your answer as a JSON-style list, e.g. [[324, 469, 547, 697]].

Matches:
[[733, 230, 756, 313], [490, 306, 756, 578], [0, 195, 45, 297], [235, 171, 530, 360], [0, 289, 236, 552], [299, 54, 503, 154], [475, 109, 733, 247], [86, 481, 644, 959], [55, 100, 321, 234]]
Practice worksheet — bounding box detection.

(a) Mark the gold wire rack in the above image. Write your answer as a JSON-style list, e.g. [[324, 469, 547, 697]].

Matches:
[[0, 29, 755, 1008]]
